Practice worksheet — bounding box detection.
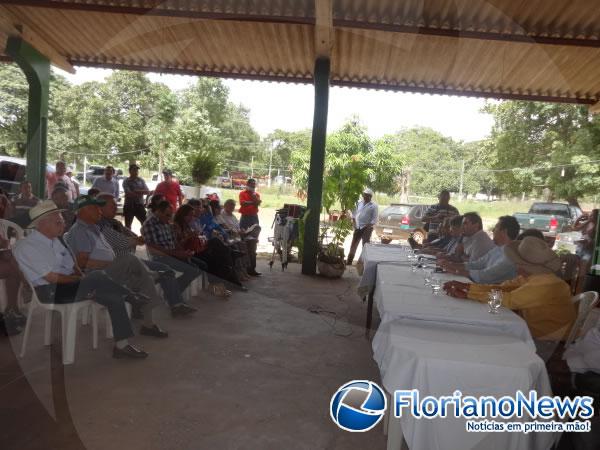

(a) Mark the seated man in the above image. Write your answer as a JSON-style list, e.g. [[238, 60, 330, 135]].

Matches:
[[95, 193, 195, 316], [444, 236, 576, 344], [13, 201, 148, 359], [421, 215, 463, 257], [141, 200, 204, 296], [51, 184, 76, 232], [451, 212, 494, 263], [64, 195, 176, 331], [439, 215, 519, 284]]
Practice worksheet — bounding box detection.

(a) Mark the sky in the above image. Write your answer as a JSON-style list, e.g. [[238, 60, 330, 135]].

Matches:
[[58, 67, 494, 143]]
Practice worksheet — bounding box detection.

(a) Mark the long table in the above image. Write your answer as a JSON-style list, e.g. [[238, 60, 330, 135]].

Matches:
[[373, 319, 556, 450], [373, 263, 534, 347], [368, 256, 558, 449], [358, 243, 423, 336]]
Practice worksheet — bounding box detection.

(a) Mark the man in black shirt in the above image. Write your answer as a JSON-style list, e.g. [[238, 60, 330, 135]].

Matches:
[[422, 190, 459, 242]]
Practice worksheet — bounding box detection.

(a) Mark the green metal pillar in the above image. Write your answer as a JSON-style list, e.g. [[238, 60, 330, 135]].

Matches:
[[6, 37, 50, 198], [302, 57, 330, 275]]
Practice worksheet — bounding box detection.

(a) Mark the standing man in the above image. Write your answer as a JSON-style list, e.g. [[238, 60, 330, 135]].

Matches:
[[422, 189, 459, 242], [46, 161, 77, 202], [66, 166, 80, 198], [91, 166, 120, 199], [238, 178, 262, 276], [346, 188, 378, 265], [154, 169, 183, 211], [122, 163, 151, 229]]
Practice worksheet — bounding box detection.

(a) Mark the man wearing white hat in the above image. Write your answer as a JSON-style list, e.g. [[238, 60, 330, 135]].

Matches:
[[444, 236, 576, 343], [13, 200, 151, 359], [347, 188, 378, 265]]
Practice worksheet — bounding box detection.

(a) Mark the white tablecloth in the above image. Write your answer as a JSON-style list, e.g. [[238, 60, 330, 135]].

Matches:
[[373, 319, 557, 450], [357, 244, 421, 296], [373, 264, 535, 347]]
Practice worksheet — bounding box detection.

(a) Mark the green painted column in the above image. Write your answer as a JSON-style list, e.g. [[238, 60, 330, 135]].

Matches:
[[302, 57, 330, 275], [590, 214, 600, 275], [6, 37, 50, 198]]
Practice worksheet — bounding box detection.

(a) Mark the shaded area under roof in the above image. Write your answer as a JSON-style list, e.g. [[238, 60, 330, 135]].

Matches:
[[2, 0, 600, 104]]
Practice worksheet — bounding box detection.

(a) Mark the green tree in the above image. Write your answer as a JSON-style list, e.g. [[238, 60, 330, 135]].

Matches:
[[484, 101, 600, 204]]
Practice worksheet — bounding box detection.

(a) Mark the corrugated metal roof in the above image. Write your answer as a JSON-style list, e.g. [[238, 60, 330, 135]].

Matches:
[[2, 0, 600, 104]]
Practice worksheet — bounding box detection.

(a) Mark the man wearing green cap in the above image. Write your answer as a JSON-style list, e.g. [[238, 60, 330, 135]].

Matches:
[[65, 195, 184, 334]]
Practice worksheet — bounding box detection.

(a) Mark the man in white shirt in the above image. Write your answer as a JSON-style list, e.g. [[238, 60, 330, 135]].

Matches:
[[459, 212, 495, 262], [347, 188, 378, 265], [440, 215, 519, 284], [13, 200, 149, 359], [91, 165, 120, 199]]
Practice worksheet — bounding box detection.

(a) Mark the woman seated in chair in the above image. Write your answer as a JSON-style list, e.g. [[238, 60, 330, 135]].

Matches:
[[173, 204, 246, 293]]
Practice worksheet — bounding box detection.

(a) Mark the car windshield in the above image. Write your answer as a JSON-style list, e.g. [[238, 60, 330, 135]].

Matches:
[[530, 203, 570, 216], [382, 205, 412, 216]]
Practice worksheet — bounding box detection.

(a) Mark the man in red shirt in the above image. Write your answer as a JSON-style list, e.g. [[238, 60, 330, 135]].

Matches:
[[238, 178, 261, 276], [154, 169, 184, 211]]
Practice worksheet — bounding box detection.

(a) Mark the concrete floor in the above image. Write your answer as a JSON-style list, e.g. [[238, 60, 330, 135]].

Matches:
[[0, 258, 385, 450]]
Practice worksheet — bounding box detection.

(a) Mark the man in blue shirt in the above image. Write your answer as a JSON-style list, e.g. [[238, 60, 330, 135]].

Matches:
[[440, 215, 520, 284], [347, 188, 378, 265]]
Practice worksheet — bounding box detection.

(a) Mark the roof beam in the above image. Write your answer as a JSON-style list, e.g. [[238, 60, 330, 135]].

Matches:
[[3, 1, 600, 49], [0, 5, 75, 73], [334, 20, 600, 49], [0, 0, 314, 26], [314, 0, 333, 57]]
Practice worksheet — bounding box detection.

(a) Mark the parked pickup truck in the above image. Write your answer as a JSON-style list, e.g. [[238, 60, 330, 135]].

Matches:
[[513, 202, 583, 238]]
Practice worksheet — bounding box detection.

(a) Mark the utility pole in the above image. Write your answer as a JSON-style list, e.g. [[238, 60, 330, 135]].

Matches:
[[83, 155, 88, 185], [458, 160, 465, 200], [268, 142, 274, 188]]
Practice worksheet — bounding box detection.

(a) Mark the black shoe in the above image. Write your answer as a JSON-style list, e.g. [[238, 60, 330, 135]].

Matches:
[[171, 304, 196, 317], [113, 344, 148, 359], [124, 293, 151, 309], [247, 270, 262, 277], [140, 324, 169, 338]]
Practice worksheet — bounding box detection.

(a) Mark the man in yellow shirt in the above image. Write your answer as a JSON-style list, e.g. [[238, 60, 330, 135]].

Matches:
[[444, 236, 576, 342]]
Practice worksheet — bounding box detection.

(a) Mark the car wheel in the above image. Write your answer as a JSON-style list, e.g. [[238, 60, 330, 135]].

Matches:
[[413, 231, 425, 245]]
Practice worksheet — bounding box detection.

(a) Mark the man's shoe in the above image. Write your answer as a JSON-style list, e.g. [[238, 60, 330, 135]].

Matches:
[[247, 270, 262, 277], [171, 304, 196, 317], [140, 324, 169, 338], [113, 344, 148, 359], [4, 308, 26, 327]]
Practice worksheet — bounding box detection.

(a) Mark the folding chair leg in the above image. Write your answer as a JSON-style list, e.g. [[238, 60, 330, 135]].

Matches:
[[19, 302, 36, 358], [92, 305, 99, 349], [63, 305, 79, 365], [43, 310, 52, 346], [105, 310, 113, 339]]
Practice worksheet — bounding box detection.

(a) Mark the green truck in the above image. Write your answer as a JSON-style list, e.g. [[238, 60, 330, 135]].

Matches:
[[513, 202, 583, 238]]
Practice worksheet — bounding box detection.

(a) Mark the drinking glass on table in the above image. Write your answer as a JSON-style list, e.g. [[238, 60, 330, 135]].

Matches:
[[430, 277, 442, 295], [423, 268, 433, 286], [487, 289, 503, 314]]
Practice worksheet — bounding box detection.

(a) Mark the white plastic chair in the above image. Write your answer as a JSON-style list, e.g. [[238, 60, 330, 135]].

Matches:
[[91, 302, 131, 348], [563, 291, 600, 352], [19, 278, 93, 365]]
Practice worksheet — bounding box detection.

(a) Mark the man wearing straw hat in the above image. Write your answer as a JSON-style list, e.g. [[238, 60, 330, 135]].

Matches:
[[443, 236, 576, 343], [13, 200, 150, 359]]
